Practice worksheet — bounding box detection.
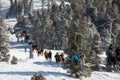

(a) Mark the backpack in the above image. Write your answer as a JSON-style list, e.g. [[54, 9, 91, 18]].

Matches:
[[72, 54, 78, 60], [109, 49, 116, 57], [61, 53, 64, 58], [48, 52, 52, 57], [74, 55, 79, 60], [55, 55, 60, 60], [44, 52, 48, 56], [106, 49, 114, 57]]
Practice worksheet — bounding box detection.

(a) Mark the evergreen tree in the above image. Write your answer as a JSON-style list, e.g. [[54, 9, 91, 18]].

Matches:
[[13, 0, 120, 78], [0, 18, 9, 62]]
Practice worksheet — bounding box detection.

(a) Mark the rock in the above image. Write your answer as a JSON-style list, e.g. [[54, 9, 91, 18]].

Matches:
[[11, 56, 18, 64]]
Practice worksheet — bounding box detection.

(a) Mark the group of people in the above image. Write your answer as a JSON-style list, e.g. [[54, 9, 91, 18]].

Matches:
[[54, 52, 65, 63], [44, 51, 52, 61], [15, 30, 67, 63], [36, 48, 52, 61], [106, 44, 120, 71], [34, 47, 65, 63], [15, 31, 120, 71]]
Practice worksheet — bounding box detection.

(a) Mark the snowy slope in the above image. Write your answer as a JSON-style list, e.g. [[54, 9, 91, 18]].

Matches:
[[1, 0, 79, 80], [0, 33, 79, 80], [1, 0, 120, 80]]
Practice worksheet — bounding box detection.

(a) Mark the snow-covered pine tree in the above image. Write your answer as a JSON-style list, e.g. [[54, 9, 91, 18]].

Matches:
[[0, 18, 10, 62], [64, 0, 103, 78], [8, 0, 33, 18]]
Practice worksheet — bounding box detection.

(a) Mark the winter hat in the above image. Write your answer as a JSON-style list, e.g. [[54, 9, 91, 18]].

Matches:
[[74, 51, 77, 54]]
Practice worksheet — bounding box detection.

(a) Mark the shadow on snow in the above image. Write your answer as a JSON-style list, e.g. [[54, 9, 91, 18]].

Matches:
[[33, 61, 62, 68], [10, 41, 29, 49], [0, 71, 35, 76], [0, 8, 9, 18], [0, 71, 68, 77]]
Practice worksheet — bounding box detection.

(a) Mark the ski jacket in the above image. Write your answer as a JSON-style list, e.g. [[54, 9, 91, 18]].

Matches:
[[72, 54, 79, 61]]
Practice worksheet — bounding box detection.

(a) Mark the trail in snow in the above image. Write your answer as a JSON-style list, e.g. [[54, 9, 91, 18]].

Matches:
[[1, 8, 78, 79], [0, 30, 79, 80]]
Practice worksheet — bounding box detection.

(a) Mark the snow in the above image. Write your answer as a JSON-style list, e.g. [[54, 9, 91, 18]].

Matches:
[[33, 0, 42, 10], [0, 0, 10, 18], [0, 33, 79, 80], [88, 71, 120, 80], [0, 0, 120, 80], [33, 0, 70, 10]]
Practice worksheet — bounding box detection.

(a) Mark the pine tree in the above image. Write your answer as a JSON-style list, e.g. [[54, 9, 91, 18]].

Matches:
[[0, 18, 9, 62], [14, 0, 120, 78]]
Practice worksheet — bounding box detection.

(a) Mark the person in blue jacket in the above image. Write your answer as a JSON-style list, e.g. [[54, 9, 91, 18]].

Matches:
[[72, 51, 79, 65]]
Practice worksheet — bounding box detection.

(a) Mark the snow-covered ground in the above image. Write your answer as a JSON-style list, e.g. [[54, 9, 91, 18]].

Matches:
[[0, 27, 79, 80], [1, 32, 120, 80], [0, 0, 10, 18], [33, 0, 70, 10], [0, 0, 120, 80]]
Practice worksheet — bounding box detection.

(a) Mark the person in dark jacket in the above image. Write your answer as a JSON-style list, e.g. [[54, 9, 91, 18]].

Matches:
[[48, 51, 52, 61], [116, 45, 120, 64], [106, 44, 116, 70], [55, 52, 60, 63]]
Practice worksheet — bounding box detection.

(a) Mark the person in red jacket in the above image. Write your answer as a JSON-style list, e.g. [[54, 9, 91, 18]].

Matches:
[[60, 53, 65, 62], [44, 51, 48, 60]]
